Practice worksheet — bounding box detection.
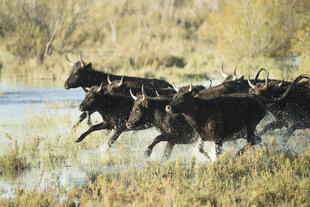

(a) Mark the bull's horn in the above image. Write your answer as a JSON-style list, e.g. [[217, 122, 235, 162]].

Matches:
[[155, 90, 160, 97], [264, 71, 269, 88], [107, 75, 112, 85], [98, 82, 104, 92], [85, 87, 90, 92], [209, 80, 212, 88], [233, 65, 238, 80], [254, 68, 267, 82], [278, 79, 284, 87], [79, 52, 86, 67], [172, 82, 179, 92], [220, 64, 228, 78], [188, 81, 193, 92], [248, 75, 257, 89], [129, 89, 137, 101], [65, 55, 74, 66], [141, 85, 146, 100], [118, 76, 124, 86]]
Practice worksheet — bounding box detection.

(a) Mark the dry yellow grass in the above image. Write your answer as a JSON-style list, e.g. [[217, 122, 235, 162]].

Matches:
[[0, 111, 309, 206]]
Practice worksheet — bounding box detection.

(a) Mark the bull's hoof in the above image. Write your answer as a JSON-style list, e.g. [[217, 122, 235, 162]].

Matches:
[[144, 148, 152, 157], [87, 120, 93, 126], [107, 139, 115, 148]]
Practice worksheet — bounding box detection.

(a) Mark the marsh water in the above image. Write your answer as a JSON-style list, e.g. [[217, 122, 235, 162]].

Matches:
[[0, 79, 82, 198], [0, 78, 308, 199], [0, 78, 223, 198]]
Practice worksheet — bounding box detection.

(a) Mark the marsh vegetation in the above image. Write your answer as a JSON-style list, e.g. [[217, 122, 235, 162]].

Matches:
[[0, 0, 310, 206], [1, 0, 310, 83], [0, 97, 309, 206]]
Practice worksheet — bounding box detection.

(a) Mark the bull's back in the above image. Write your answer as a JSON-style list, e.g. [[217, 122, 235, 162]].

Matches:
[[196, 95, 265, 140]]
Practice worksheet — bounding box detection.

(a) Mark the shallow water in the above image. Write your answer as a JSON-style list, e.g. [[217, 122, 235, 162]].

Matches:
[[0, 79, 222, 197], [0, 78, 309, 199]]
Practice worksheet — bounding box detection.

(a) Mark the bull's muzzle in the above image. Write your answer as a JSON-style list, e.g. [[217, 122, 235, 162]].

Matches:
[[64, 82, 69, 89], [165, 105, 173, 113], [126, 122, 132, 129]]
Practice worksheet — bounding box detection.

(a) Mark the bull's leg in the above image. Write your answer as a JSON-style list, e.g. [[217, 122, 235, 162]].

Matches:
[[76, 122, 106, 143], [163, 142, 175, 160], [258, 121, 283, 137], [144, 135, 169, 157], [107, 125, 126, 148], [72, 111, 94, 129], [86, 111, 93, 126], [198, 140, 212, 161], [282, 124, 297, 144], [215, 142, 223, 158], [237, 125, 256, 156], [72, 112, 88, 129]]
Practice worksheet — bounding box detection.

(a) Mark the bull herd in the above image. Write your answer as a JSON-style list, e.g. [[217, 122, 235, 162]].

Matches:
[[64, 55, 310, 161]]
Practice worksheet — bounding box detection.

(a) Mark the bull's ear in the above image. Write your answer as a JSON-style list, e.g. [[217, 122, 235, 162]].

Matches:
[[189, 88, 199, 97], [142, 99, 148, 108]]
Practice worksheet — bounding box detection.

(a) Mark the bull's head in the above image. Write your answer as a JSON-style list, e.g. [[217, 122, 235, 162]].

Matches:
[[248, 70, 273, 97], [78, 82, 106, 111], [106, 76, 124, 94], [126, 86, 150, 129], [220, 63, 239, 82], [64, 53, 93, 89], [166, 82, 199, 114]]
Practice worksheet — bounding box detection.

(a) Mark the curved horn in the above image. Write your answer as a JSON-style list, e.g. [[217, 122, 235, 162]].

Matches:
[[172, 82, 179, 92], [85, 87, 90, 92], [98, 82, 104, 92], [118, 76, 124, 86], [274, 74, 310, 101], [220, 64, 228, 78], [233, 65, 238, 80], [129, 89, 137, 101], [254, 68, 267, 82], [188, 81, 193, 92], [65, 55, 74, 66], [248, 75, 257, 89], [141, 85, 146, 100], [264, 71, 269, 88], [155, 90, 160, 97], [208, 80, 212, 88], [107, 75, 112, 85], [79, 53, 86, 67]]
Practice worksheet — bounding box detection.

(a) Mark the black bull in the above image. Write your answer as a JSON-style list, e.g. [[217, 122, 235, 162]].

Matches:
[[64, 55, 172, 90], [76, 85, 152, 147], [248, 74, 310, 141], [166, 92, 266, 160], [126, 90, 199, 159], [64, 55, 172, 128], [164, 76, 305, 159]]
